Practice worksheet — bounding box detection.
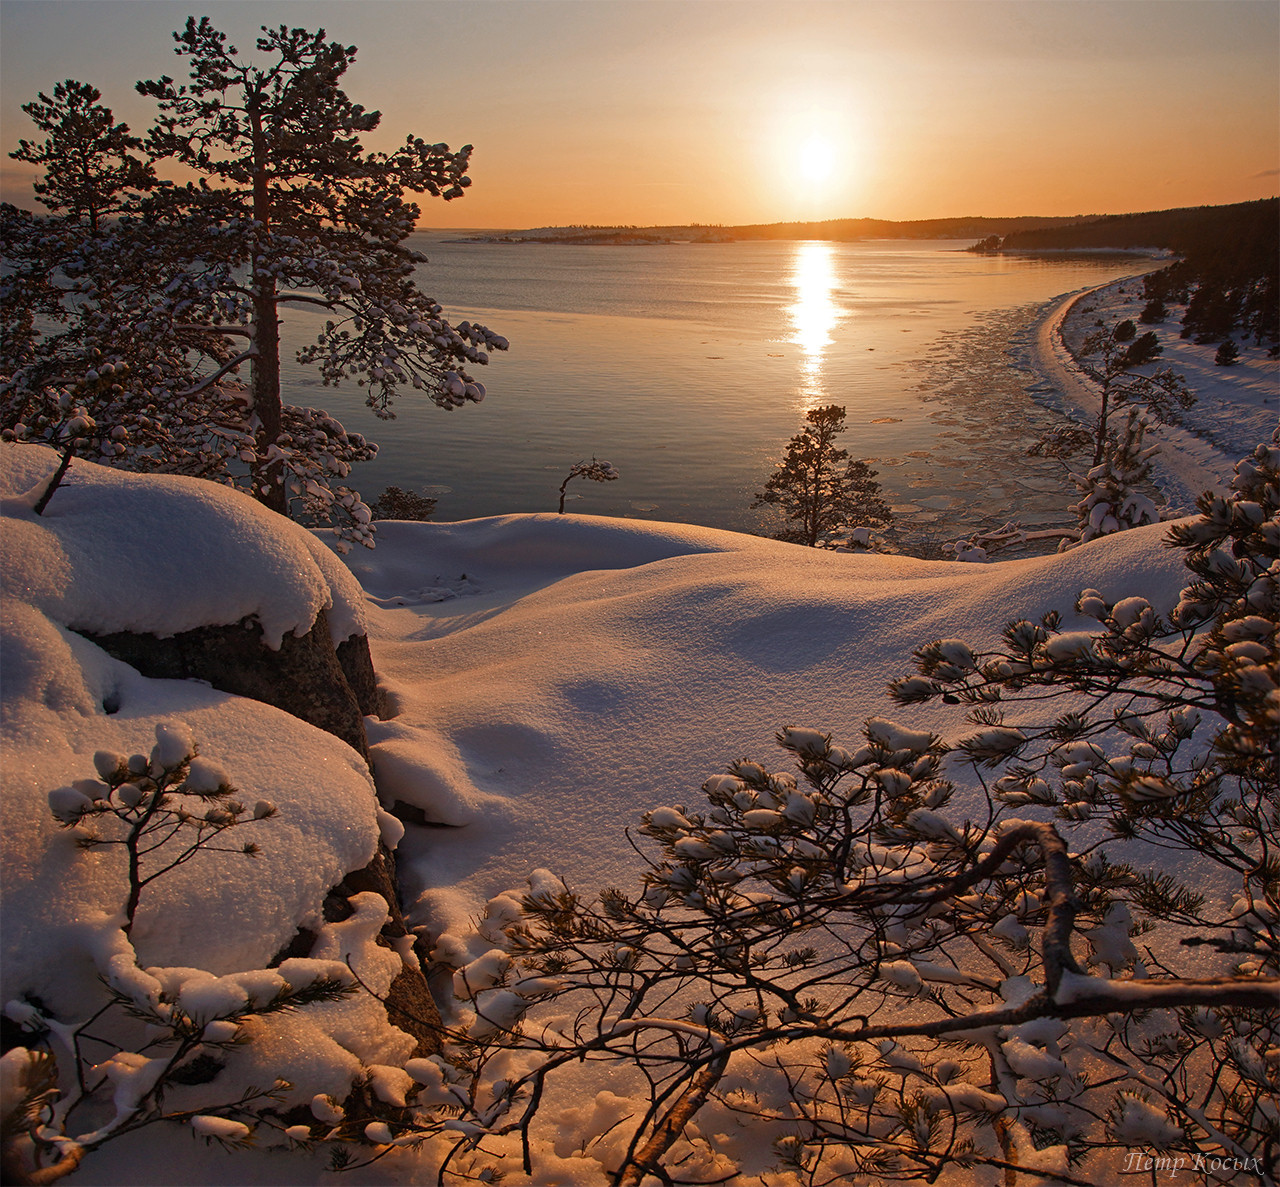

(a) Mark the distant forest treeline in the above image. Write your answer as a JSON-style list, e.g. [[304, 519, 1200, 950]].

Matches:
[[999, 199, 1279, 346], [996, 198, 1276, 255]]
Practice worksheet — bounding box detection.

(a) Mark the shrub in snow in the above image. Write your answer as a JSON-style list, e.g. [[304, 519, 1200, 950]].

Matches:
[[2, 725, 386, 1182], [557, 458, 619, 514], [1140, 297, 1167, 325], [404, 444, 1277, 1185], [1066, 411, 1161, 544], [1, 19, 507, 548], [369, 485, 438, 522], [47, 722, 274, 930], [2, 963, 356, 1181], [753, 404, 893, 547]]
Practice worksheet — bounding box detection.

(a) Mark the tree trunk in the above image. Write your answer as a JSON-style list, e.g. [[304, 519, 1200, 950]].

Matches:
[[248, 95, 286, 514], [1093, 385, 1110, 468], [250, 272, 284, 512]]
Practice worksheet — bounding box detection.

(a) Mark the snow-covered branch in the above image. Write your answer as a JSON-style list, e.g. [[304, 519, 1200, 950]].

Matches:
[[174, 349, 256, 398]]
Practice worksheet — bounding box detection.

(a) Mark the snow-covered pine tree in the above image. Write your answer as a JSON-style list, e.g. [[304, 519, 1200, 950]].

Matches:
[[1067, 410, 1161, 543], [1, 85, 175, 509], [1074, 317, 1194, 467], [1, 200, 269, 513], [753, 404, 892, 547], [2, 19, 508, 546]]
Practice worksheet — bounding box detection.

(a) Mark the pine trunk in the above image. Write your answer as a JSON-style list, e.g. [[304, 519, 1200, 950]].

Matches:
[[250, 273, 284, 512], [1093, 385, 1110, 468], [248, 97, 286, 514]]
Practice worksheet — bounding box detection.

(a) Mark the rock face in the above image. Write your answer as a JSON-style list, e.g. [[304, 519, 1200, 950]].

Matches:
[[82, 609, 377, 761]]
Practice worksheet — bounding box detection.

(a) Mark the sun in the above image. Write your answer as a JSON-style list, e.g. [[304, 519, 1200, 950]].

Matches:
[[797, 134, 836, 188], [756, 93, 869, 214]]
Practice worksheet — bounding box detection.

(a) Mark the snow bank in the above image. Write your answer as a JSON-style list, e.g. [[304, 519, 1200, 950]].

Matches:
[[0, 444, 366, 648], [1029, 278, 1278, 514]]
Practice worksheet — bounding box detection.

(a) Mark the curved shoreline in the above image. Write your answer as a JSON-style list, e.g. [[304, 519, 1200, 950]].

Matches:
[[1025, 275, 1241, 514]]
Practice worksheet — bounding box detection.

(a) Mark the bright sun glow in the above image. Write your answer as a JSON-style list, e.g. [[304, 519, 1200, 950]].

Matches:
[[798, 135, 836, 187], [759, 86, 870, 216]]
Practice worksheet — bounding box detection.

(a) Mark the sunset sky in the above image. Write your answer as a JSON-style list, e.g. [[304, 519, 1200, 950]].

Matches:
[[1, 0, 1276, 230]]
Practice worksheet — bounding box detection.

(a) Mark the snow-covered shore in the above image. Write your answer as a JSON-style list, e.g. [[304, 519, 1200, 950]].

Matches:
[[1023, 273, 1278, 513]]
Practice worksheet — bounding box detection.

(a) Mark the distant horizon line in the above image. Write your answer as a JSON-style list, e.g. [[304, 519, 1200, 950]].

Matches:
[[414, 196, 1279, 235]]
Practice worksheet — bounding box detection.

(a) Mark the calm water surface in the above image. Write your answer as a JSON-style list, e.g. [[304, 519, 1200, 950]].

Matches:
[[280, 236, 1147, 544]]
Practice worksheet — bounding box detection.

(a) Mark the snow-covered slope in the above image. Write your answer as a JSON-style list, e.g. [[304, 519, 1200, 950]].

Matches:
[[1, 444, 1252, 1185], [340, 513, 1190, 962]]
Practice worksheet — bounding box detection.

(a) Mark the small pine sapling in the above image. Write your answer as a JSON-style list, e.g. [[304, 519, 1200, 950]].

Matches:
[[1066, 411, 1161, 544], [557, 458, 619, 514], [1031, 317, 1194, 471], [369, 485, 437, 522], [1215, 339, 1241, 366], [3, 722, 364, 1183], [48, 721, 276, 931]]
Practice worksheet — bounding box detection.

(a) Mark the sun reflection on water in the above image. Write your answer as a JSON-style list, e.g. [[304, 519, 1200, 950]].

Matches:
[[788, 240, 842, 403]]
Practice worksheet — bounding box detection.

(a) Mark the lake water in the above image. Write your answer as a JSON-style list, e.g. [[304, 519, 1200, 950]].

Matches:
[[279, 236, 1148, 548]]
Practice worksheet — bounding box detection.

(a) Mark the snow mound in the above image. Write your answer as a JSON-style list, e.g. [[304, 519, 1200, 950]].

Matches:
[[1, 447, 381, 1015], [0, 444, 365, 648]]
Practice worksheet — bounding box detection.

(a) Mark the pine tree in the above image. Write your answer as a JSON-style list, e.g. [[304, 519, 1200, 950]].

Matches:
[[1067, 411, 1161, 543], [1, 19, 507, 546], [369, 486, 437, 521], [753, 404, 892, 547], [1076, 319, 1193, 467], [8, 80, 154, 233], [1139, 297, 1167, 324]]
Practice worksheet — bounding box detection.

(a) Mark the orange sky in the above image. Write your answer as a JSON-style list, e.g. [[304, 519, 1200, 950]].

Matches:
[[2, 0, 1277, 229]]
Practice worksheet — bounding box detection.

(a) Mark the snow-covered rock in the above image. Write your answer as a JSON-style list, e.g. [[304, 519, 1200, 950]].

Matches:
[[1, 444, 383, 1012]]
